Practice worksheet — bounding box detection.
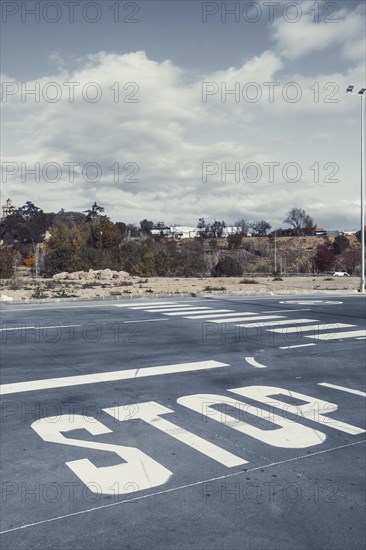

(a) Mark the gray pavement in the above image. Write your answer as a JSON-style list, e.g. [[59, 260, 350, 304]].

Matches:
[[0, 294, 365, 549]]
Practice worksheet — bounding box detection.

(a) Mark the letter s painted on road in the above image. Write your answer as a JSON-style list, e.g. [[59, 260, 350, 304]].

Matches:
[[31, 414, 172, 494]]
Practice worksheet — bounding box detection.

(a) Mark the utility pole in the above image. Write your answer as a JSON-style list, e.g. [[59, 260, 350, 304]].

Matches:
[[274, 229, 277, 274], [35, 244, 40, 278], [346, 85, 365, 293]]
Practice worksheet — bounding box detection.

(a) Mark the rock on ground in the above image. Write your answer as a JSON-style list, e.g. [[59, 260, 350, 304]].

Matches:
[[53, 269, 130, 281]]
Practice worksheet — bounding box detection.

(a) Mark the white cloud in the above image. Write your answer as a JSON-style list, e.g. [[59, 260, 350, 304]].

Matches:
[[1, 3, 364, 230], [272, 1, 365, 61]]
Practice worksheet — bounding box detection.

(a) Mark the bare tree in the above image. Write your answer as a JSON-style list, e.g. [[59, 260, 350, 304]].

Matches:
[[284, 208, 314, 236], [250, 220, 271, 236], [197, 218, 208, 238], [209, 220, 226, 238], [235, 218, 250, 236]]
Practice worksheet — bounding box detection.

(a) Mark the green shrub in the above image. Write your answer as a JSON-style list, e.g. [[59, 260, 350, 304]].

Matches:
[[211, 257, 243, 277], [227, 234, 243, 250], [0, 248, 16, 278], [31, 285, 48, 299]]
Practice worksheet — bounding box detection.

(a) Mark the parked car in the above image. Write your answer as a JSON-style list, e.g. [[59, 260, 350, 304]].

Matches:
[[332, 271, 350, 277]]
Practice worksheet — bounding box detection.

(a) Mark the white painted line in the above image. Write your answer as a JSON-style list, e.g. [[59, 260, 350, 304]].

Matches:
[[1, 304, 129, 312], [163, 308, 213, 316], [144, 306, 205, 313], [244, 357, 267, 369], [262, 309, 311, 313], [0, 360, 229, 396], [181, 310, 234, 317], [237, 318, 318, 328], [356, 337, 366, 340], [318, 383, 366, 398], [185, 311, 254, 319], [0, 324, 81, 332], [305, 330, 366, 341], [279, 343, 317, 350], [207, 315, 284, 324], [279, 300, 343, 305], [130, 304, 193, 310], [123, 319, 169, 323], [1, 440, 364, 535], [271, 323, 355, 334], [114, 302, 177, 308]]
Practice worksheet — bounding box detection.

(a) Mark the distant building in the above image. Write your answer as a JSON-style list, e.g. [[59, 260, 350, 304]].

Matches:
[[151, 222, 171, 237], [222, 226, 241, 237], [169, 225, 198, 239], [1, 198, 16, 219]]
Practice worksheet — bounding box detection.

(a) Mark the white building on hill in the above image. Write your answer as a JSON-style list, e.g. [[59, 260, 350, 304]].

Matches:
[[1, 198, 17, 219]]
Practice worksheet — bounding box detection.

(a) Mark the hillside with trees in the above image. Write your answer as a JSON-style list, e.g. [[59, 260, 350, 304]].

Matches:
[[0, 202, 362, 279]]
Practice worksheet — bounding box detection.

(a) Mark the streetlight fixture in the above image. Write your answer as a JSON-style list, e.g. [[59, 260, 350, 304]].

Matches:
[[347, 85, 366, 293]]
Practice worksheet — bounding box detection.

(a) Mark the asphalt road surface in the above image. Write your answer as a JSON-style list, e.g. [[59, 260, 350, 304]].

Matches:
[[1, 294, 365, 550]]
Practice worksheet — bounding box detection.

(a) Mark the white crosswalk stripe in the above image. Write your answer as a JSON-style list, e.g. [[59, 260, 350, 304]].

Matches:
[[236, 318, 318, 328], [114, 302, 177, 308], [143, 306, 203, 312], [305, 329, 366, 341], [163, 308, 215, 316], [130, 304, 193, 310], [270, 323, 355, 333], [208, 315, 284, 324], [114, 302, 364, 345], [184, 311, 255, 319], [181, 310, 234, 317]]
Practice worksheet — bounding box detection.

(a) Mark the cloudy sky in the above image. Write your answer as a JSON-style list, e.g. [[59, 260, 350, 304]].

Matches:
[[1, 0, 365, 229]]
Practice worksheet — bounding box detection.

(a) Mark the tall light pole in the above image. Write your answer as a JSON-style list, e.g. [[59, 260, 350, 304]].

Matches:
[[347, 85, 366, 293], [274, 228, 277, 274]]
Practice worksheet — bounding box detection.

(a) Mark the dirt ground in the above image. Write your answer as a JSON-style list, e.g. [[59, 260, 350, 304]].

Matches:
[[0, 275, 360, 302]]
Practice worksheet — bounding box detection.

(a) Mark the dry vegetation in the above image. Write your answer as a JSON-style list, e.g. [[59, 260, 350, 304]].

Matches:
[[1, 230, 362, 302], [0, 273, 360, 302]]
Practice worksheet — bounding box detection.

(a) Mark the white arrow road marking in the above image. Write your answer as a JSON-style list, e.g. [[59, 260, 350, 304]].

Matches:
[[319, 383, 366, 397], [0, 360, 229, 395], [244, 357, 267, 369]]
